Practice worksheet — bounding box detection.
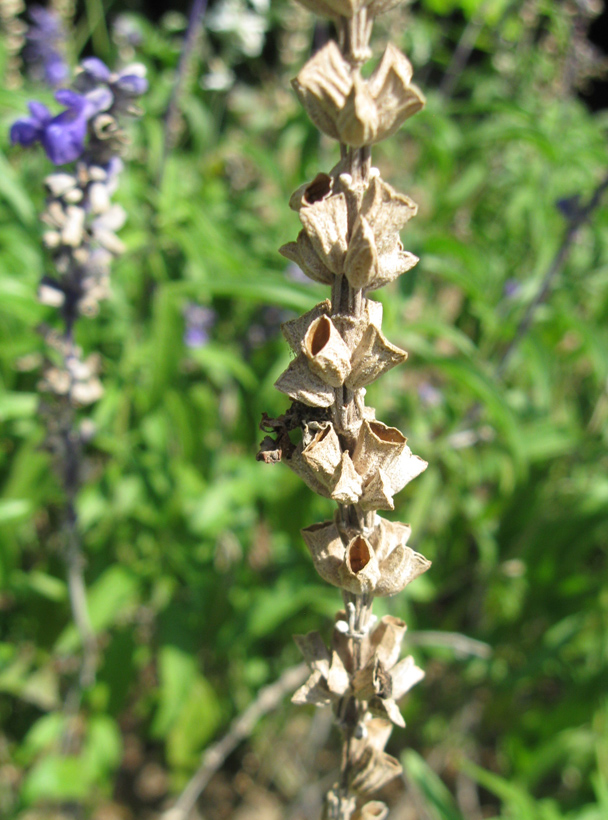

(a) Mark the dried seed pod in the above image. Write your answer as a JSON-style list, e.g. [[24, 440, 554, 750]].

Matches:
[[346, 322, 408, 389], [352, 419, 427, 510], [301, 421, 343, 476], [349, 744, 402, 795], [303, 315, 352, 386], [284, 444, 330, 496], [292, 669, 333, 706], [275, 354, 336, 407], [292, 41, 352, 142], [366, 43, 425, 142], [371, 517, 431, 597], [339, 534, 381, 594], [302, 515, 430, 596], [352, 802, 388, 820], [293, 41, 424, 147], [352, 657, 392, 700], [327, 649, 350, 696], [330, 451, 363, 504], [279, 233, 334, 285], [294, 631, 331, 676], [281, 300, 331, 353], [301, 519, 344, 588], [337, 73, 380, 147], [390, 655, 425, 700], [362, 614, 407, 669], [368, 694, 406, 727], [344, 174, 418, 290], [299, 192, 349, 275]]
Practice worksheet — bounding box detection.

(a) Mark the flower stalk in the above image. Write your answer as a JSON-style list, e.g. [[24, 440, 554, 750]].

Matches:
[[259, 2, 428, 816], [11, 58, 146, 724]]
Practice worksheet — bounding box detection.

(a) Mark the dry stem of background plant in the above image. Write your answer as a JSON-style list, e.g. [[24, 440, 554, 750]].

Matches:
[[257, 2, 431, 817]]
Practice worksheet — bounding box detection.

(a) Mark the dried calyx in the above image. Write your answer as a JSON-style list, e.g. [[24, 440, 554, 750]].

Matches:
[[259, 0, 429, 815]]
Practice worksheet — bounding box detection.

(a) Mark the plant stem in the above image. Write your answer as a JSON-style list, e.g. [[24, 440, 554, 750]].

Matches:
[[496, 170, 608, 378], [158, 0, 209, 188], [329, 13, 377, 814], [161, 664, 309, 820]]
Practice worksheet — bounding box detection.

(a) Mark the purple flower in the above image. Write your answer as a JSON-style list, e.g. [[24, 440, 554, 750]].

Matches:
[[113, 14, 144, 49], [10, 87, 112, 165], [503, 279, 521, 299], [183, 303, 216, 348], [556, 195, 581, 221], [286, 262, 313, 285], [417, 382, 443, 408], [78, 58, 148, 97], [10, 101, 52, 147], [24, 6, 69, 88]]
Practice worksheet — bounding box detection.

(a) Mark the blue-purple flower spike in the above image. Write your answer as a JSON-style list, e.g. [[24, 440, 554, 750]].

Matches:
[[10, 53, 147, 699], [23, 5, 69, 87], [11, 58, 146, 166]]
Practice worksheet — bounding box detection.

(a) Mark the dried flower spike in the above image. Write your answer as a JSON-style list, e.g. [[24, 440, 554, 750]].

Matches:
[[259, 2, 430, 816]]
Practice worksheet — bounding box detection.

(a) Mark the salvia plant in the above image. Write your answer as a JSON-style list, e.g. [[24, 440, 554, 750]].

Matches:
[[257, 1, 431, 817], [10, 57, 146, 702]]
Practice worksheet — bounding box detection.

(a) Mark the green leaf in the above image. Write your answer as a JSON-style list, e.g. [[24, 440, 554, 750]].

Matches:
[[151, 644, 198, 738], [402, 749, 464, 820], [21, 755, 92, 804], [10, 570, 67, 602], [55, 566, 140, 653], [20, 713, 67, 764], [191, 343, 257, 390], [0, 498, 31, 524], [167, 674, 222, 769], [460, 758, 537, 816], [0, 392, 38, 422], [0, 150, 36, 224], [82, 715, 123, 778]]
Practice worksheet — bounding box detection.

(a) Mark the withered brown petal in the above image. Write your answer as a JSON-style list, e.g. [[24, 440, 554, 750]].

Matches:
[[300, 194, 349, 275], [275, 354, 336, 408], [346, 323, 408, 390], [292, 42, 351, 140], [293, 631, 331, 675], [279, 236, 334, 286], [330, 452, 363, 505], [281, 300, 331, 354], [301, 519, 345, 589]]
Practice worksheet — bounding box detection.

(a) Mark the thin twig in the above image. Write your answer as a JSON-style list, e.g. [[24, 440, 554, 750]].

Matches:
[[444, 170, 608, 448], [407, 630, 492, 659], [59, 334, 96, 753], [158, 0, 208, 188], [439, 10, 486, 99], [440, 0, 522, 98], [497, 170, 608, 379], [161, 663, 309, 820]]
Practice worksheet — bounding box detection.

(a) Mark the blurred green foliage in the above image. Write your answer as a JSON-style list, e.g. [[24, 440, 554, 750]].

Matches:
[[1, 0, 607, 817]]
